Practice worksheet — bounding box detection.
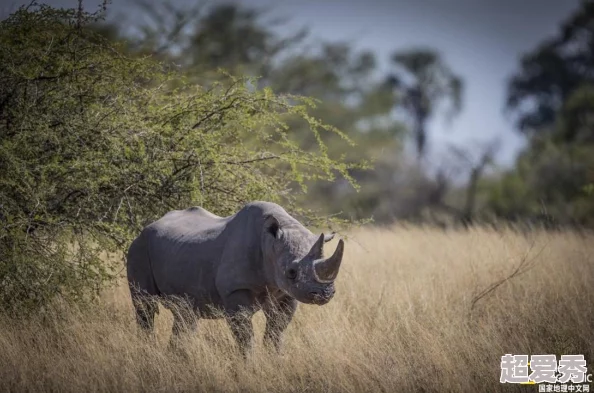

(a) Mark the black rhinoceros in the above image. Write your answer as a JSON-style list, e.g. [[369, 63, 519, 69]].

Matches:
[[126, 201, 344, 355]]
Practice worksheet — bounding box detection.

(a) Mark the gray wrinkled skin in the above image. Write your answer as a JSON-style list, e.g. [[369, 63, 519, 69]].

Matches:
[[126, 201, 345, 355]]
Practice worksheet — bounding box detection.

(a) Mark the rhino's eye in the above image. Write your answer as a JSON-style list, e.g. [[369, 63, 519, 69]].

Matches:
[[286, 268, 297, 280]]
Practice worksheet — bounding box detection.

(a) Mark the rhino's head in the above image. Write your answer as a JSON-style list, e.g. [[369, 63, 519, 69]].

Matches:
[[261, 215, 344, 305]]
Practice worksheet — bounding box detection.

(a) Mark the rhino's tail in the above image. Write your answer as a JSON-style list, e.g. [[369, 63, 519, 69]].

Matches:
[[127, 230, 160, 331]]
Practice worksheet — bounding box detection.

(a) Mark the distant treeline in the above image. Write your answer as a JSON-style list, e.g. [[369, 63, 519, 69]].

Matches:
[[90, 0, 594, 229]]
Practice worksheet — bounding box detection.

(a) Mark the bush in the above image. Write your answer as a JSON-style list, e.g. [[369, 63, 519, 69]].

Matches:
[[0, 3, 359, 315]]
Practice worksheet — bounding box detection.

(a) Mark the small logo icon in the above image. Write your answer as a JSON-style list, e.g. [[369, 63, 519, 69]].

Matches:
[[500, 354, 591, 391]]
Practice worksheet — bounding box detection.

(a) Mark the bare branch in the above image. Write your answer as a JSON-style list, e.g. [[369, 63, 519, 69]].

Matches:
[[469, 241, 546, 318]]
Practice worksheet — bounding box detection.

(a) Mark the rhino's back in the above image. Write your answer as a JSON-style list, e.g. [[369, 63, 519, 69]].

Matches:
[[150, 206, 227, 238], [144, 207, 233, 309]]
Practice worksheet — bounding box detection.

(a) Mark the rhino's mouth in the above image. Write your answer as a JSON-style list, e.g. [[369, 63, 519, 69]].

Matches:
[[309, 291, 333, 305]]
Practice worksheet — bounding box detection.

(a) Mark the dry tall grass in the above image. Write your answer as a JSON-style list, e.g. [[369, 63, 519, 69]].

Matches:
[[1, 226, 593, 392]]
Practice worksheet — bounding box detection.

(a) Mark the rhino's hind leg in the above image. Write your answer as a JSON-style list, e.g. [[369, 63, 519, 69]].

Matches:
[[130, 287, 159, 333], [127, 233, 160, 333], [165, 299, 199, 355], [263, 296, 297, 353]]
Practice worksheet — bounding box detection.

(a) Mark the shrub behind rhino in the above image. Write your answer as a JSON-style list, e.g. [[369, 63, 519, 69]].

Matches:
[[0, 3, 358, 315]]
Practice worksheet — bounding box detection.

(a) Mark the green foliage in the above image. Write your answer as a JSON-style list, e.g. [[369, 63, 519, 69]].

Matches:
[[557, 84, 594, 144], [0, 4, 359, 314], [507, 1, 594, 134], [103, 2, 474, 222], [485, 1, 594, 227], [487, 139, 594, 226], [105, 3, 411, 220]]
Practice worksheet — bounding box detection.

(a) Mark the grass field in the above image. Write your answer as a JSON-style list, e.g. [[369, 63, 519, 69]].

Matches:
[[1, 226, 593, 392]]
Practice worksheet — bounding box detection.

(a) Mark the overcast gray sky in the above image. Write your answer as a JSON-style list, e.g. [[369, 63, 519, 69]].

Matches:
[[6, 0, 582, 168]]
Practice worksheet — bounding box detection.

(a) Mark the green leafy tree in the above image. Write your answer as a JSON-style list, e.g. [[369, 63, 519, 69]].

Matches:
[[507, 1, 594, 135], [109, 1, 429, 221], [0, 3, 358, 315], [486, 1, 594, 227], [386, 49, 463, 160]]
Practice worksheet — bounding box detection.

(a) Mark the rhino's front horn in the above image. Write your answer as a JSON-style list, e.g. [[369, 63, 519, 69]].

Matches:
[[314, 239, 344, 283]]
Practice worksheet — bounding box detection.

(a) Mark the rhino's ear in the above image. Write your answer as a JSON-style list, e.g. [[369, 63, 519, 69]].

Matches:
[[264, 215, 283, 240]]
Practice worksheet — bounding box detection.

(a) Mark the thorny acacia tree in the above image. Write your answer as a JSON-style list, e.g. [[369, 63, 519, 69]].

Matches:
[[0, 4, 361, 314]]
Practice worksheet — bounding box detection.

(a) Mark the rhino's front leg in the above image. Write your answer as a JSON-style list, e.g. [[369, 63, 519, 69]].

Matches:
[[223, 289, 256, 358], [263, 296, 297, 353]]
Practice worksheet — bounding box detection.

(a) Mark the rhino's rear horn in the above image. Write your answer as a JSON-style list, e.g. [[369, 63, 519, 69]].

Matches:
[[314, 239, 344, 283]]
